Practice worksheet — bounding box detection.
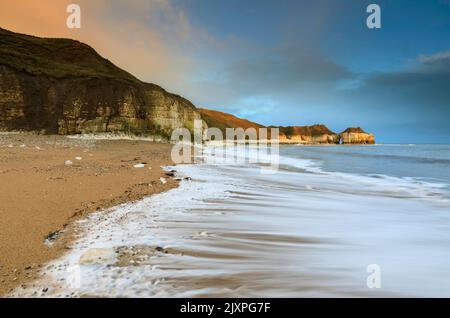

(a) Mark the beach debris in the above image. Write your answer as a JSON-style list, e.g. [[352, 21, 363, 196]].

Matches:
[[19, 144, 26, 148], [64, 160, 73, 166], [165, 171, 176, 177], [79, 248, 116, 265], [35, 146, 41, 150], [75, 156, 82, 161], [133, 163, 146, 168], [160, 177, 167, 184], [7, 143, 13, 148], [44, 230, 64, 245]]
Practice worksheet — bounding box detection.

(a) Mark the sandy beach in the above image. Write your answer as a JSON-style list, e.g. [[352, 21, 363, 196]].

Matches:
[[0, 134, 178, 296]]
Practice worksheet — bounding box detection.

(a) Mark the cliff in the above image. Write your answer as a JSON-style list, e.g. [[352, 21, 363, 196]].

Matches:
[[340, 127, 375, 144], [198, 108, 374, 144], [277, 125, 340, 144], [198, 109, 341, 143], [0, 28, 202, 137]]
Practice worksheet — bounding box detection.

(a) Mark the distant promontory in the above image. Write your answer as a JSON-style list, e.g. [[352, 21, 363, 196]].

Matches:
[[198, 108, 375, 145]]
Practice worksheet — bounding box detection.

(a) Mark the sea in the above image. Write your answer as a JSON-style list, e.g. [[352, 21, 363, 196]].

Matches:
[[14, 144, 450, 297]]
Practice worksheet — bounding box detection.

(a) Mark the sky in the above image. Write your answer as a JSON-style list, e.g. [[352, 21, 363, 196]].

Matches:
[[0, 0, 449, 143]]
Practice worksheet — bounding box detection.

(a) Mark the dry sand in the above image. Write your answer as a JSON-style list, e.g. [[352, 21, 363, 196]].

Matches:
[[0, 133, 179, 296]]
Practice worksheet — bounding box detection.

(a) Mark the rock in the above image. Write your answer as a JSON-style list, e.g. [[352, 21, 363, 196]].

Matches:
[[133, 163, 145, 168], [64, 160, 73, 166], [75, 157, 82, 161], [340, 127, 375, 144], [160, 177, 167, 184], [79, 248, 116, 265]]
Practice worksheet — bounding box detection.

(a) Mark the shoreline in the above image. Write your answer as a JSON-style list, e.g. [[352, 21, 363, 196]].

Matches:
[[0, 134, 178, 296], [3, 142, 449, 297]]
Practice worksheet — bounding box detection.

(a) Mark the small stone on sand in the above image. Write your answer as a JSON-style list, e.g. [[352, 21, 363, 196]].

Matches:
[[79, 248, 116, 265]]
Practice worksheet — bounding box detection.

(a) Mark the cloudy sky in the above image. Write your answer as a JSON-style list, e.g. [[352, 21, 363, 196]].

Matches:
[[1, 0, 449, 142]]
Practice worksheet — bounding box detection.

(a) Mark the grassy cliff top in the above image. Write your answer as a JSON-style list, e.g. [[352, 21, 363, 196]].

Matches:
[[0, 27, 138, 81], [341, 127, 368, 134], [276, 124, 337, 137], [198, 108, 265, 133]]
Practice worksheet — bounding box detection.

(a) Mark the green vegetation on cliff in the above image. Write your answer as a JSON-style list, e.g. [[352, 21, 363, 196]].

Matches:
[[0, 28, 137, 80]]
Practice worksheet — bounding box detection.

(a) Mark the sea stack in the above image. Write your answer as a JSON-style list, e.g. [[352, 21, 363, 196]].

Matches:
[[340, 127, 375, 144]]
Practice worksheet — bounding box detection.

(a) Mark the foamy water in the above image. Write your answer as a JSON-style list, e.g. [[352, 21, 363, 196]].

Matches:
[[12, 145, 450, 297]]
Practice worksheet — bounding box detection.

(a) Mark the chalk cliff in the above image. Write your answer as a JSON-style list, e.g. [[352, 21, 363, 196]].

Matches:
[[0, 28, 202, 137], [340, 127, 375, 144]]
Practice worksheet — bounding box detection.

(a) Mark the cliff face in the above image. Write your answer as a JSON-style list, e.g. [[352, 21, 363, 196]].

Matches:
[[0, 28, 201, 137], [198, 109, 339, 143], [340, 127, 375, 144], [278, 125, 340, 144], [198, 108, 375, 145]]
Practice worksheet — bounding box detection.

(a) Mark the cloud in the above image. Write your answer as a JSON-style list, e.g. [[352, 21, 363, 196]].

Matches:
[[226, 48, 352, 92], [333, 51, 450, 142], [188, 47, 353, 117], [418, 51, 450, 64], [354, 50, 450, 105], [0, 0, 216, 97]]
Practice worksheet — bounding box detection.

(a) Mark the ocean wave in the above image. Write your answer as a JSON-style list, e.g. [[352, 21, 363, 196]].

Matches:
[[275, 151, 450, 203], [206, 145, 450, 203]]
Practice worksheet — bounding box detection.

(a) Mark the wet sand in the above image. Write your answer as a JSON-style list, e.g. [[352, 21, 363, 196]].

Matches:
[[0, 133, 178, 296]]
